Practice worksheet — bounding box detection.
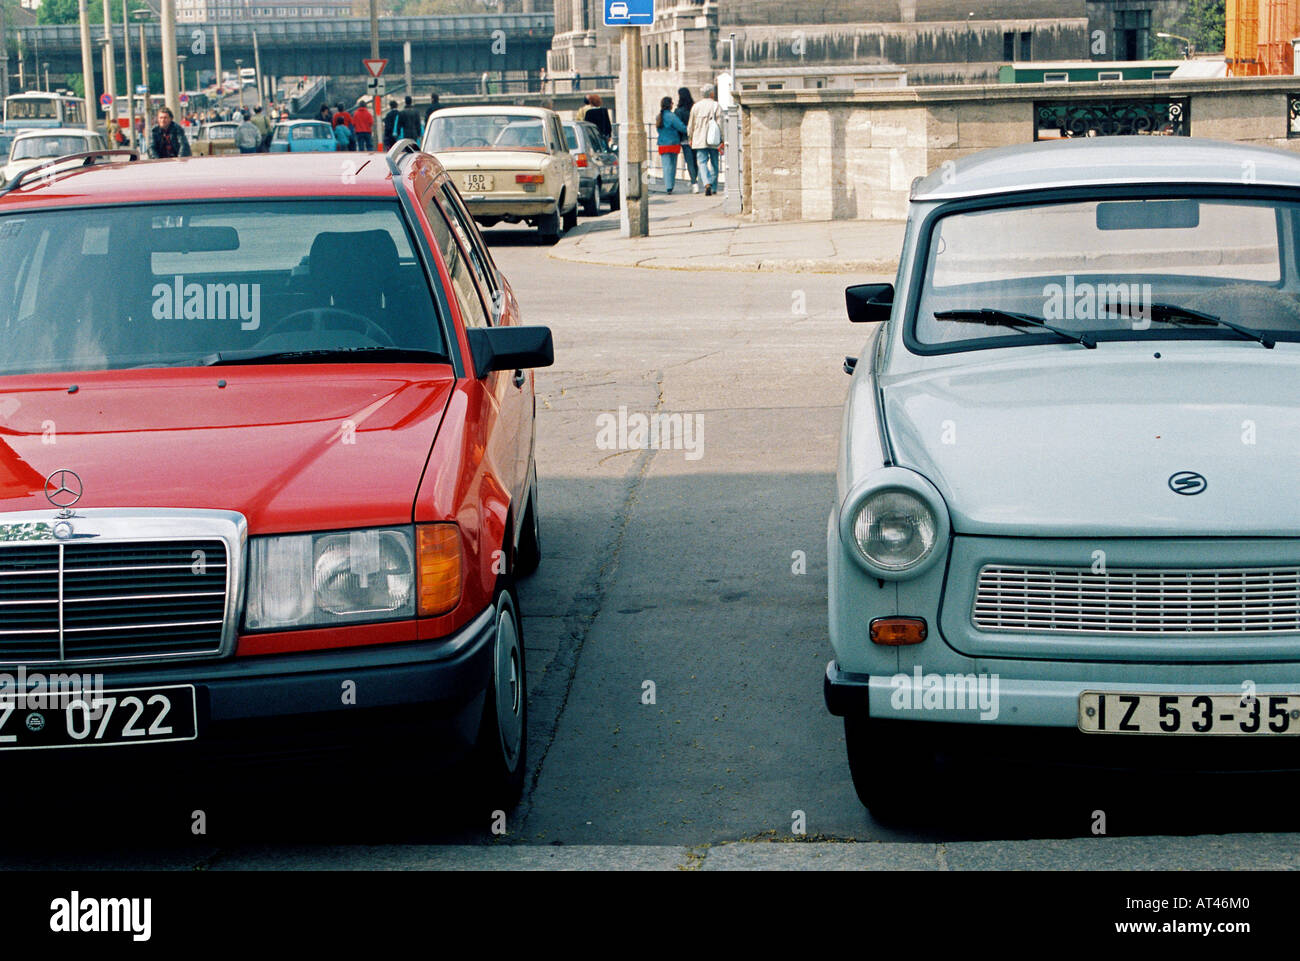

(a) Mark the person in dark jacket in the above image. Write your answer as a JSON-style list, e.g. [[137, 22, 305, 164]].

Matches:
[[149, 108, 191, 159], [584, 92, 611, 141], [381, 99, 400, 149], [394, 96, 423, 144], [675, 87, 699, 192], [424, 92, 441, 124]]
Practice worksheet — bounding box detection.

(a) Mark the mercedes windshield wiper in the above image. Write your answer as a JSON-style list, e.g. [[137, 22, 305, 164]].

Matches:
[[1146, 302, 1275, 349], [933, 308, 1097, 349], [197, 346, 452, 366]]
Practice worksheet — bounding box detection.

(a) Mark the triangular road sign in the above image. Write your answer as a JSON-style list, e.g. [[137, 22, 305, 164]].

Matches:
[[363, 59, 388, 78]]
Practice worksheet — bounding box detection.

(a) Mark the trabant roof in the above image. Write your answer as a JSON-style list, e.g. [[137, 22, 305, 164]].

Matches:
[[911, 137, 1300, 202]]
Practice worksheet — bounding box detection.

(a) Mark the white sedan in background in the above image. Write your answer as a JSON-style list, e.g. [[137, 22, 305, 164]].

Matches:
[[0, 128, 111, 186]]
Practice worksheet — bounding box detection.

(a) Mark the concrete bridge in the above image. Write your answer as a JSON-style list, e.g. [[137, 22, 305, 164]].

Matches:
[[12, 11, 552, 91]]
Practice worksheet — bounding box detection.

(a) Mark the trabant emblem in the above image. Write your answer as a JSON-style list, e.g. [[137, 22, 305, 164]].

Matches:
[[1168, 471, 1207, 496]]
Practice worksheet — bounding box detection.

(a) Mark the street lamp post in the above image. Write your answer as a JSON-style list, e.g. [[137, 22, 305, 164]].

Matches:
[[1156, 31, 1195, 59], [159, 0, 179, 118], [235, 58, 244, 113], [101, 0, 117, 131], [43, 62, 50, 93], [76, 0, 95, 130], [177, 53, 186, 101], [133, 10, 150, 125], [122, 0, 135, 148]]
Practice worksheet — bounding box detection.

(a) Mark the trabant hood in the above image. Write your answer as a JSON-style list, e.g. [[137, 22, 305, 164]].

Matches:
[[0, 365, 455, 534], [881, 344, 1300, 537]]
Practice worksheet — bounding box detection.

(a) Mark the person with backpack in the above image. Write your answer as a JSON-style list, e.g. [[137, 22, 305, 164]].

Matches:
[[654, 96, 689, 194], [687, 83, 724, 196]]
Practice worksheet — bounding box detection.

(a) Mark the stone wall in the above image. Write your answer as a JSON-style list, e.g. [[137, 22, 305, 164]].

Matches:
[[725, 0, 1085, 26], [740, 78, 1300, 221]]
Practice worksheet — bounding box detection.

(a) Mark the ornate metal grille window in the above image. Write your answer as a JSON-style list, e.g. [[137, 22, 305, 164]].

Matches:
[[1289, 94, 1300, 138], [1034, 98, 1189, 140]]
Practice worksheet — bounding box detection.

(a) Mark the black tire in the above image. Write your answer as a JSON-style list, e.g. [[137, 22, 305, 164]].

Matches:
[[466, 584, 528, 809], [562, 201, 578, 232], [581, 184, 600, 216], [845, 714, 941, 821], [607, 189, 620, 211], [537, 208, 561, 245]]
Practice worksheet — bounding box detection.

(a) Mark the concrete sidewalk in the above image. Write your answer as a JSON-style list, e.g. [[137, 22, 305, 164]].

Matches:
[[548, 188, 904, 275]]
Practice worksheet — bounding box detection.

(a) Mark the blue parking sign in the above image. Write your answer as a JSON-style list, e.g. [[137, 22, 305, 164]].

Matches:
[[604, 0, 653, 27]]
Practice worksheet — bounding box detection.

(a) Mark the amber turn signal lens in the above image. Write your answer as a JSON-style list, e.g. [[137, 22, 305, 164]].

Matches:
[[869, 617, 928, 646], [575, 153, 588, 167], [515, 173, 545, 184], [417, 524, 463, 616]]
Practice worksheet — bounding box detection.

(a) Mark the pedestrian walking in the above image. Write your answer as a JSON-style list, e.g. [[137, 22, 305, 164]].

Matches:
[[318, 103, 333, 125], [654, 96, 688, 194], [584, 93, 612, 142], [250, 105, 271, 151], [235, 114, 261, 154], [149, 107, 192, 159], [675, 87, 700, 193], [352, 98, 375, 151], [381, 99, 400, 149], [395, 95, 424, 145], [687, 84, 723, 196], [576, 94, 591, 123], [425, 93, 441, 124]]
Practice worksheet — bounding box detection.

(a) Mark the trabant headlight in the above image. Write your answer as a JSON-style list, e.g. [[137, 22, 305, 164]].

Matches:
[[852, 490, 936, 572], [839, 469, 950, 580], [246, 527, 416, 630]]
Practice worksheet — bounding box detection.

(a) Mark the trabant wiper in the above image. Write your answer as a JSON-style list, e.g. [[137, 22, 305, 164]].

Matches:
[[933, 308, 1097, 349], [1146, 302, 1275, 349]]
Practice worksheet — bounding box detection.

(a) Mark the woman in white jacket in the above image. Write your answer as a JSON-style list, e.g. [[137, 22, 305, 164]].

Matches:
[[686, 84, 723, 196]]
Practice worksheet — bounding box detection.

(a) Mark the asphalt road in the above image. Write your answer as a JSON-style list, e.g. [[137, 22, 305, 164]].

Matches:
[[7, 208, 1300, 869]]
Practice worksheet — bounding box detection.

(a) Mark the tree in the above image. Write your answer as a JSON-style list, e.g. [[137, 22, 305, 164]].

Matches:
[[37, 0, 152, 26], [1152, 0, 1226, 59]]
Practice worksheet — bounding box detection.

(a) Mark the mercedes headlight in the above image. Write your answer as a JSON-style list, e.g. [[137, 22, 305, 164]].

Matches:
[[246, 527, 416, 630]]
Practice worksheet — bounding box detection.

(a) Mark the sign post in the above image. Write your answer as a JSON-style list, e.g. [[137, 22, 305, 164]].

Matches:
[[364, 58, 387, 152], [607, 0, 653, 239]]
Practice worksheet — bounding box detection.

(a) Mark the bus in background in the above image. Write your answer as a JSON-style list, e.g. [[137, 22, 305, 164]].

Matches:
[[2, 92, 88, 132]]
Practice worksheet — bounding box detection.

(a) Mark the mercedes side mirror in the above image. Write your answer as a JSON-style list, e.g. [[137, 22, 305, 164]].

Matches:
[[466, 326, 555, 379]]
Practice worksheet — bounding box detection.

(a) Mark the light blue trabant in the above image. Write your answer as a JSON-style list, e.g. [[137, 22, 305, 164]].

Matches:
[[268, 120, 338, 153], [826, 137, 1300, 814]]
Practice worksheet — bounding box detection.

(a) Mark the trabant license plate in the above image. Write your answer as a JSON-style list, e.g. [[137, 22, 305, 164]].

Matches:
[[463, 173, 494, 192], [1079, 691, 1300, 735]]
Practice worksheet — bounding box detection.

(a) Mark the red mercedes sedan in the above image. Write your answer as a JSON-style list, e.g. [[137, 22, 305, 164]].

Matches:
[[0, 145, 551, 807]]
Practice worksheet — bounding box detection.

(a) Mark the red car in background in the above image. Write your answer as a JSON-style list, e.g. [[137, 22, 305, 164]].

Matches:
[[0, 145, 551, 806]]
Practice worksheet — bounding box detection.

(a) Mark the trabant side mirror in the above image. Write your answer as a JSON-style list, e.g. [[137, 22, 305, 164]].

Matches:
[[466, 326, 555, 380], [846, 283, 894, 323]]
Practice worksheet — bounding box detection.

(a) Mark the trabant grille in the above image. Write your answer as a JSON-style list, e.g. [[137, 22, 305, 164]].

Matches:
[[973, 565, 1300, 635], [0, 540, 229, 664]]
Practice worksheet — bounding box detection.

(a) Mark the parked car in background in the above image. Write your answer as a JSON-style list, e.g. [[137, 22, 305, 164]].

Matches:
[[826, 137, 1300, 816], [0, 146, 552, 806], [563, 119, 619, 216], [192, 121, 241, 157], [0, 128, 110, 185], [423, 105, 579, 244], [269, 120, 339, 153]]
